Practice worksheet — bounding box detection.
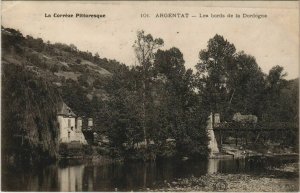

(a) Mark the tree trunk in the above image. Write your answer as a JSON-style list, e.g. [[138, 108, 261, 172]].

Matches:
[[142, 62, 148, 148]]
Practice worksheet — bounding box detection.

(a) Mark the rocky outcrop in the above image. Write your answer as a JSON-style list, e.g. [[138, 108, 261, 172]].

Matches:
[[2, 63, 62, 164]]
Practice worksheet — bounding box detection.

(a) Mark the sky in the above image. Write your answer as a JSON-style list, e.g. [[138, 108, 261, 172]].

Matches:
[[2, 1, 299, 79]]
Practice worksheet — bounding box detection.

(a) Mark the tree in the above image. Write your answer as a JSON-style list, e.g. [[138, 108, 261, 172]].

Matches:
[[263, 65, 290, 122], [133, 30, 164, 146], [70, 44, 78, 52], [94, 52, 100, 58], [105, 65, 144, 158], [227, 52, 266, 118], [195, 35, 271, 122], [267, 65, 287, 93], [153, 47, 210, 157], [94, 52, 100, 62], [196, 34, 236, 121]]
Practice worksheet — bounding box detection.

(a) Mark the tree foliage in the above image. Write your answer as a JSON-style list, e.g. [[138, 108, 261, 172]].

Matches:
[[196, 35, 267, 121]]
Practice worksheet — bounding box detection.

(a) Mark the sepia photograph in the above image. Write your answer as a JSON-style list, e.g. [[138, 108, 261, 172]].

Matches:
[[1, 1, 299, 192]]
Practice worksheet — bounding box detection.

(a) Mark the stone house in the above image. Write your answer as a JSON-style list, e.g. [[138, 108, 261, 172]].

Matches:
[[57, 103, 87, 145]]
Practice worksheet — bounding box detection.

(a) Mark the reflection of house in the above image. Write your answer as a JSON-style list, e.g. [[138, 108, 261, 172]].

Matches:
[[58, 165, 84, 191], [57, 103, 87, 144]]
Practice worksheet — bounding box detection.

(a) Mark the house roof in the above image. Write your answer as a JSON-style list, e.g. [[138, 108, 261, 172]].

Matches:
[[57, 102, 76, 117]]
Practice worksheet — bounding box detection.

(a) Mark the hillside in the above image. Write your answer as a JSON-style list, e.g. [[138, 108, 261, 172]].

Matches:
[[1, 26, 127, 163], [2, 26, 128, 124]]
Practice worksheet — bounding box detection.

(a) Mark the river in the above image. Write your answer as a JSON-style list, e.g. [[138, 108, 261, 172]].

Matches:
[[2, 156, 298, 191]]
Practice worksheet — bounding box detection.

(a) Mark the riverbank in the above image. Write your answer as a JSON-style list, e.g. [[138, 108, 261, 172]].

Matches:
[[222, 143, 298, 158], [149, 162, 299, 192]]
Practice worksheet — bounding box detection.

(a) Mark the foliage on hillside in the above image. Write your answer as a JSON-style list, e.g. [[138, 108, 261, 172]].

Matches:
[[2, 63, 62, 163], [1, 26, 125, 163], [2, 26, 126, 123]]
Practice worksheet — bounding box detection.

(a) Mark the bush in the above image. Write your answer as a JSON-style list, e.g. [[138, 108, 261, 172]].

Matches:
[[76, 59, 81, 64], [59, 143, 83, 157], [50, 64, 59, 73]]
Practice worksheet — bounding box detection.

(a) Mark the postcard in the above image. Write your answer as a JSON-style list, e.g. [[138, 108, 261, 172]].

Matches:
[[1, 1, 299, 192]]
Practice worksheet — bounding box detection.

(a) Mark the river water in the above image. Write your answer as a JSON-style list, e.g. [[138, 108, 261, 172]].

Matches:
[[2, 156, 298, 191]]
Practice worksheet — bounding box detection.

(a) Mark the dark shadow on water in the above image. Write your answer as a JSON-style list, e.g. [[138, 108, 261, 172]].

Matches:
[[2, 155, 299, 191]]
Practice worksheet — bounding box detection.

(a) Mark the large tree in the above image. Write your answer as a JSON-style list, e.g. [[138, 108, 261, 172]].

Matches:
[[196, 35, 266, 121], [154, 47, 210, 157], [133, 30, 164, 146], [196, 34, 236, 121], [105, 65, 144, 158], [263, 65, 292, 122], [228, 52, 266, 118]]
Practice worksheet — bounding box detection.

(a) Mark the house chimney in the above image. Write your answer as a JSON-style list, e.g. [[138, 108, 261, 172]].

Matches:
[[88, 118, 93, 127], [214, 113, 220, 127]]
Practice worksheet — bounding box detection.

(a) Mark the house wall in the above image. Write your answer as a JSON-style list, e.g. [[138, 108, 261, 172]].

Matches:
[[58, 115, 86, 144], [77, 118, 82, 132]]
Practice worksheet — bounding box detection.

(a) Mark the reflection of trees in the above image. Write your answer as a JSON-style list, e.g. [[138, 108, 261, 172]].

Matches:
[[2, 164, 59, 191], [143, 163, 147, 188]]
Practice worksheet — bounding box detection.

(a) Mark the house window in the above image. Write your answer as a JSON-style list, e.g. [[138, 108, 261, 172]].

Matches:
[[68, 119, 71, 127]]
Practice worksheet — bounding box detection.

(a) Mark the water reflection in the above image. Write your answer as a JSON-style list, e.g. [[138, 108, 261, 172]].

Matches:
[[207, 159, 219, 174], [58, 165, 84, 191], [2, 156, 298, 191]]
